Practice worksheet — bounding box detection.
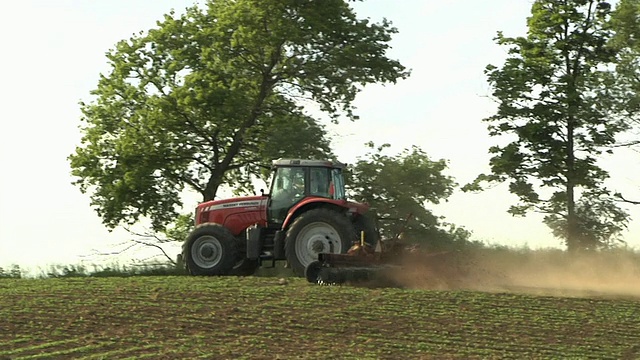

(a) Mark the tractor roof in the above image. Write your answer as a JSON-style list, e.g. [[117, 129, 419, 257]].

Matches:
[[272, 158, 345, 169]]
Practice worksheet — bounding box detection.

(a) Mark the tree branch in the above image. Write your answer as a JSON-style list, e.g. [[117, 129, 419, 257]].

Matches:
[[81, 225, 180, 266], [125, 227, 174, 244], [178, 174, 205, 194], [129, 239, 177, 266], [611, 140, 640, 148], [616, 193, 640, 205]]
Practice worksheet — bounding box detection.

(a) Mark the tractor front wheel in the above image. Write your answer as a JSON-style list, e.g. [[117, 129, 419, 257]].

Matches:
[[285, 208, 354, 277], [183, 224, 238, 276]]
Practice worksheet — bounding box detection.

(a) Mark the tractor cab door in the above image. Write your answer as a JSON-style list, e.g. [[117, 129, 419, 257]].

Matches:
[[268, 166, 307, 225], [329, 167, 346, 200]]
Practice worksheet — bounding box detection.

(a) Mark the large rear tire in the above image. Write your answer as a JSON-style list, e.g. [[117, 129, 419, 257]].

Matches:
[[183, 224, 238, 276], [285, 208, 355, 276]]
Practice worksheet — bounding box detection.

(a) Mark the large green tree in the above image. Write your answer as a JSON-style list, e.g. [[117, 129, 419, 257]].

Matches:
[[465, 0, 633, 251], [347, 143, 471, 249], [69, 0, 408, 231]]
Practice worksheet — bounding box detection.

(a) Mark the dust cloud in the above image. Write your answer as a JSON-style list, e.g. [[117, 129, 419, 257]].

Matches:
[[389, 248, 640, 298]]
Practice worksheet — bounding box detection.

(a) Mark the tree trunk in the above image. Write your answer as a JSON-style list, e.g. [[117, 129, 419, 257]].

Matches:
[[201, 65, 277, 202], [566, 116, 578, 252], [564, 25, 582, 252], [203, 177, 221, 202]]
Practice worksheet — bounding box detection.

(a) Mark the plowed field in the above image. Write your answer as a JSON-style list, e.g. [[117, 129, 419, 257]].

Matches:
[[1, 276, 640, 359]]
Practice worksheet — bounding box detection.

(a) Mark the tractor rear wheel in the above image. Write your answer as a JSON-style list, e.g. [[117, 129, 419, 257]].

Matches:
[[285, 208, 354, 277], [183, 224, 238, 276]]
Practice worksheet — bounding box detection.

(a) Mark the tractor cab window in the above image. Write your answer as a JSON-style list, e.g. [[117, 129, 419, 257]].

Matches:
[[269, 167, 306, 224], [271, 167, 305, 199], [330, 168, 345, 200], [309, 167, 331, 198]]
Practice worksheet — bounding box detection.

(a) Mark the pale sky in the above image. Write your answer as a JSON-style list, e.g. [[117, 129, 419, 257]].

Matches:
[[1, 1, 639, 270]]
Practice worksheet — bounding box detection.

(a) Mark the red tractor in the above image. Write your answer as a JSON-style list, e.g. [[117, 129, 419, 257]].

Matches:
[[182, 159, 378, 277]]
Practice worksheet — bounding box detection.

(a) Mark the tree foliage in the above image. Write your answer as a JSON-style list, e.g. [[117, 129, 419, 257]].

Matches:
[[611, 0, 640, 116], [69, 0, 408, 231], [347, 143, 471, 249], [465, 0, 633, 250]]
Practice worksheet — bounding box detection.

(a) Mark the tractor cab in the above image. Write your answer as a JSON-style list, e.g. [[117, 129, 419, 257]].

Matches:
[[267, 159, 346, 224]]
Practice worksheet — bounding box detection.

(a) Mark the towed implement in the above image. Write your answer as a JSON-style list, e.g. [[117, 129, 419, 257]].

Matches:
[[305, 219, 416, 286]]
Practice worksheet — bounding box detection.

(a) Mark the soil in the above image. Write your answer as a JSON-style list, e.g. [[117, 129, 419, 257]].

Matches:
[[1, 255, 640, 359]]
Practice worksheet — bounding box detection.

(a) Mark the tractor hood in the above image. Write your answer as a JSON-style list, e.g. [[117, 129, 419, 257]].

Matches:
[[195, 196, 268, 231], [197, 196, 266, 213]]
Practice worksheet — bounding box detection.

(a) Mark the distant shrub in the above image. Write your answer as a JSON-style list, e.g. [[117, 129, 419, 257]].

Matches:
[[43, 264, 91, 278], [129, 263, 188, 276], [0, 265, 22, 279], [35, 262, 187, 279]]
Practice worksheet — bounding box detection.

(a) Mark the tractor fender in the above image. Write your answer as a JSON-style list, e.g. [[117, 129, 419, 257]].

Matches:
[[281, 197, 366, 230]]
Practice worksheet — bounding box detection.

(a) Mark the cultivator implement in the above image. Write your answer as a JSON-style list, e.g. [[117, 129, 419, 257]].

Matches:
[[305, 256, 401, 285], [304, 231, 408, 286]]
